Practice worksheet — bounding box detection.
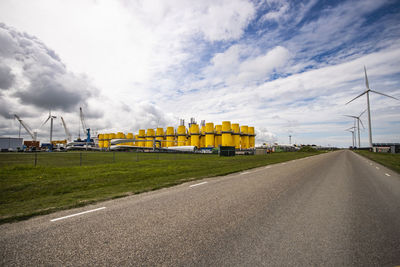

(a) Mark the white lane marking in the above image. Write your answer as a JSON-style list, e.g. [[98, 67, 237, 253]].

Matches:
[[240, 171, 251, 175], [281, 162, 286, 165], [189, 181, 208, 188], [265, 166, 271, 169], [376, 167, 380, 170], [385, 173, 391, 177], [370, 163, 373, 165], [51, 207, 106, 222]]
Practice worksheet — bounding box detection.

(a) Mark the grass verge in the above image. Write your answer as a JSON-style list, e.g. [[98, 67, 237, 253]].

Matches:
[[1, 152, 321, 224], [354, 150, 400, 174]]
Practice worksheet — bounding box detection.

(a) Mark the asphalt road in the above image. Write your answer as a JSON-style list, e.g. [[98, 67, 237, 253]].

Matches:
[[1, 150, 400, 266]]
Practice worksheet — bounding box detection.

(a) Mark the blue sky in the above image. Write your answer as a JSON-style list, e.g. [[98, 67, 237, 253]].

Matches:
[[0, 0, 399, 147]]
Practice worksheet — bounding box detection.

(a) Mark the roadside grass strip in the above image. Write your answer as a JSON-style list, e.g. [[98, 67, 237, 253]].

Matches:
[[354, 150, 400, 174], [0, 151, 321, 223]]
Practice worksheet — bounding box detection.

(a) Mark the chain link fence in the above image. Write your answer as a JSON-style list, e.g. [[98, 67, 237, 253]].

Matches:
[[0, 151, 214, 167]]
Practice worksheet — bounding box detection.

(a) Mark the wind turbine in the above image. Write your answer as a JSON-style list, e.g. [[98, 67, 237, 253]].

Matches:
[[344, 110, 366, 148], [41, 111, 57, 143], [345, 126, 356, 147], [346, 66, 399, 148]]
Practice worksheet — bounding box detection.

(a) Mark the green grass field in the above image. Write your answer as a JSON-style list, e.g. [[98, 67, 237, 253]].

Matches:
[[354, 150, 400, 173], [0, 151, 321, 223]]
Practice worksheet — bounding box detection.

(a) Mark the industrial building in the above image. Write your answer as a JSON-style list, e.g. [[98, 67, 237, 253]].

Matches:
[[0, 137, 23, 152], [97, 120, 256, 151]]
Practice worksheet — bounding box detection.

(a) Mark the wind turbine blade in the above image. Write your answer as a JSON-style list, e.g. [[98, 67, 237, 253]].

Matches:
[[364, 66, 370, 90], [346, 91, 366, 105], [345, 126, 356, 131], [370, 90, 399, 101], [359, 109, 366, 117], [41, 116, 50, 128], [344, 115, 357, 119], [359, 118, 365, 129]]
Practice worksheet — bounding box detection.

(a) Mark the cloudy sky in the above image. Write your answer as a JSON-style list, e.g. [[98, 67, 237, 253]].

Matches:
[[0, 0, 399, 147]]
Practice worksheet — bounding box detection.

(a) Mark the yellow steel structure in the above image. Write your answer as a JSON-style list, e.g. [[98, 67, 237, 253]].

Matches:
[[116, 132, 125, 146], [189, 124, 200, 148], [98, 134, 104, 148], [155, 128, 164, 148], [166, 127, 175, 147], [200, 125, 206, 148], [177, 125, 186, 146], [98, 121, 255, 150], [231, 123, 240, 149], [146, 129, 155, 148], [214, 125, 222, 147], [138, 129, 146, 147], [221, 121, 233, 146], [240, 126, 249, 149], [126, 133, 134, 146], [103, 133, 109, 148], [248, 127, 255, 148], [205, 122, 214, 148]]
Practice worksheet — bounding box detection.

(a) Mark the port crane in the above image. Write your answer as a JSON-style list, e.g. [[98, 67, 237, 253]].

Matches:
[[79, 107, 91, 144], [60, 116, 72, 142], [14, 114, 38, 141]]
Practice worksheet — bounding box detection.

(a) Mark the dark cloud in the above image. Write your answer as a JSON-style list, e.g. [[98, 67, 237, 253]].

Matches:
[[0, 23, 95, 112], [0, 62, 14, 89], [0, 97, 12, 118], [14, 73, 91, 111]]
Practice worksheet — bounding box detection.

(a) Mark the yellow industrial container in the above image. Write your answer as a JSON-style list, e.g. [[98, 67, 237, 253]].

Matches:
[[177, 125, 186, 146], [116, 132, 125, 146], [126, 133, 134, 146], [166, 127, 175, 147], [189, 124, 200, 148], [232, 123, 240, 149], [155, 128, 164, 148], [138, 129, 146, 147], [134, 134, 139, 146], [103, 133, 109, 148], [205, 122, 214, 148], [240, 126, 249, 149], [221, 121, 233, 146], [215, 125, 222, 147], [146, 129, 155, 148], [248, 127, 255, 148], [98, 134, 104, 148], [200, 125, 206, 148]]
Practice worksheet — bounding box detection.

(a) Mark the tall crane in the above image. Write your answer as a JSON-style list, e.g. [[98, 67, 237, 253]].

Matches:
[[14, 114, 37, 141], [80, 107, 91, 143], [60, 116, 72, 142]]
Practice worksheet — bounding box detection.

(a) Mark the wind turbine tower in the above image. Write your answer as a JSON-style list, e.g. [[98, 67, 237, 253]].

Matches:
[[345, 127, 356, 147], [346, 66, 399, 147], [41, 111, 57, 143], [344, 110, 365, 148]]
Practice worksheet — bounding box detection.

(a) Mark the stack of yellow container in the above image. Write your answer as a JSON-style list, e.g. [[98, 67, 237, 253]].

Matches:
[[98, 121, 256, 150]]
